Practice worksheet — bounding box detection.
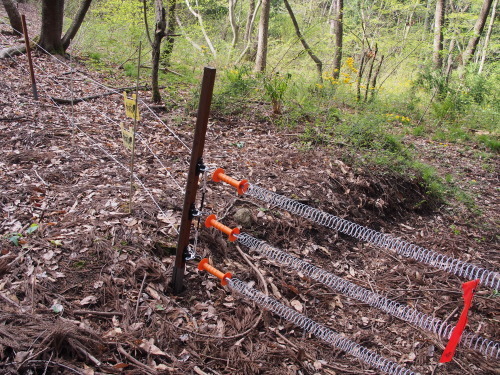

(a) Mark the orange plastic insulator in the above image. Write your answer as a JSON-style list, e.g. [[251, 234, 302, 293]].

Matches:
[[212, 168, 249, 195], [205, 214, 240, 242], [198, 258, 232, 286]]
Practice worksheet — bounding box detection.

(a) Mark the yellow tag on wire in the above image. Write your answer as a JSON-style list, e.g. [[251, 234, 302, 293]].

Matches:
[[123, 92, 140, 120], [119, 123, 135, 151]]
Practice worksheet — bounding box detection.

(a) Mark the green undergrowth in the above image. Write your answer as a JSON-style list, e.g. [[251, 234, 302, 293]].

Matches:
[[66, 1, 497, 215]]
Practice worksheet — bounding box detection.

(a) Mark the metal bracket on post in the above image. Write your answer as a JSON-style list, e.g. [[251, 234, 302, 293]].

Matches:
[[171, 67, 216, 294], [196, 159, 206, 175]]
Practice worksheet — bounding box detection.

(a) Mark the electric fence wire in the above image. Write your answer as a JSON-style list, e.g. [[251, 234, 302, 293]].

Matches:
[[0, 18, 191, 153], [227, 277, 418, 375], [26, 58, 185, 194], [4, 37, 186, 194], [236, 232, 499, 359], [0, 33, 179, 234], [243, 184, 500, 290]]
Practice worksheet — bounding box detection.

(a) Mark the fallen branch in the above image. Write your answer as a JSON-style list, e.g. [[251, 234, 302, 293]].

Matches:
[[73, 310, 124, 317], [117, 344, 157, 375], [0, 44, 26, 58], [23, 360, 84, 375], [139, 65, 184, 76], [0, 116, 27, 121], [50, 85, 165, 104]]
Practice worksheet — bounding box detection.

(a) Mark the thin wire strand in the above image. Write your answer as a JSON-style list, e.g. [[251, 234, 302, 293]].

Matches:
[[236, 232, 499, 359], [0, 28, 185, 194], [244, 183, 500, 290], [227, 278, 418, 375], [0, 18, 191, 153], [0, 33, 179, 235]]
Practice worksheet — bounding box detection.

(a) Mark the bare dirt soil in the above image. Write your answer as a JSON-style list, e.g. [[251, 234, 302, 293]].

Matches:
[[0, 19, 499, 375]]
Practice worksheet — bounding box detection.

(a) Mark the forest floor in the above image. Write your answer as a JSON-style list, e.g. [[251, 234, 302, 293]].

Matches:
[[0, 16, 499, 375]]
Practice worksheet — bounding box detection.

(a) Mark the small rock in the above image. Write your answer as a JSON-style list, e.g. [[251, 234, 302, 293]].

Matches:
[[233, 208, 254, 226]]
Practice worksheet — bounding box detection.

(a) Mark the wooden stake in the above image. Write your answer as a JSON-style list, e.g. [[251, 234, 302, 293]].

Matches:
[[21, 15, 38, 100], [172, 67, 216, 294], [129, 42, 142, 214]]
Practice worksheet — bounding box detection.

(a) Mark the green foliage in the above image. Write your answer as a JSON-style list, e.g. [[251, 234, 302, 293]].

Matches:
[[7, 223, 38, 246], [9, 233, 22, 246], [66, 0, 498, 212], [478, 135, 500, 153], [263, 72, 292, 114], [211, 66, 258, 114]]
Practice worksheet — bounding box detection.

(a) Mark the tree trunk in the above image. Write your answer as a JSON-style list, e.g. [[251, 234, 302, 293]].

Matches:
[[283, 0, 322, 82], [61, 0, 93, 50], [176, 15, 202, 51], [423, 0, 432, 31], [461, 0, 493, 67], [237, 0, 261, 63], [161, 0, 177, 66], [356, 52, 367, 102], [254, 0, 270, 72], [1, 0, 22, 34], [229, 0, 239, 47], [331, 0, 343, 79], [364, 45, 377, 102], [244, 0, 255, 42], [185, 0, 216, 57], [39, 0, 64, 54], [152, 0, 166, 103], [370, 55, 384, 102], [432, 0, 445, 70], [478, 0, 497, 73], [444, 38, 456, 83]]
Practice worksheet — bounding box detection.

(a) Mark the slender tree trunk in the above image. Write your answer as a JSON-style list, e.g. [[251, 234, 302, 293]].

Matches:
[[39, 0, 65, 54], [432, 0, 445, 70], [176, 15, 202, 51], [445, 38, 456, 83], [161, 0, 177, 66], [364, 45, 377, 102], [370, 55, 384, 101], [331, 0, 343, 79], [461, 0, 493, 67], [152, 0, 166, 103], [478, 0, 497, 73], [229, 0, 239, 47], [237, 0, 261, 63], [185, 0, 216, 57], [244, 0, 255, 42], [423, 0, 432, 31], [356, 52, 367, 102], [1, 0, 22, 34], [254, 0, 270, 72], [283, 0, 322, 82], [62, 0, 93, 50]]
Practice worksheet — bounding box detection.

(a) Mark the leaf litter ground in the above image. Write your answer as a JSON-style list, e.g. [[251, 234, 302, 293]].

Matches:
[[0, 22, 499, 375]]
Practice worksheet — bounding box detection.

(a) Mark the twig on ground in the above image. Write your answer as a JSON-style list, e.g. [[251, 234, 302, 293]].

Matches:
[[73, 310, 124, 317], [0, 292, 26, 311], [135, 273, 147, 320], [117, 344, 157, 375], [50, 85, 164, 104], [23, 360, 85, 375], [42, 352, 53, 375], [76, 346, 101, 367], [0, 116, 27, 121], [34, 170, 49, 186]]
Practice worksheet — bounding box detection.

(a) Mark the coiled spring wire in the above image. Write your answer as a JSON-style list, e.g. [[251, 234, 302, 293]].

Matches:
[[227, 277, 418, 375], [244, 184, 500, 290], [236, 233, 499, 359]]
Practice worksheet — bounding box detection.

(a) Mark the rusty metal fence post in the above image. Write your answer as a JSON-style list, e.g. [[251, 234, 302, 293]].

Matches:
[[21, 15, 38, 100], [172, 67, 216, 294]]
